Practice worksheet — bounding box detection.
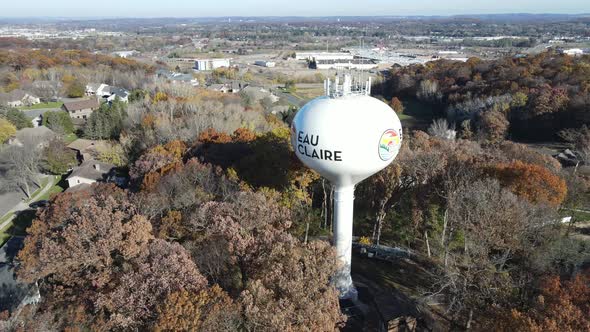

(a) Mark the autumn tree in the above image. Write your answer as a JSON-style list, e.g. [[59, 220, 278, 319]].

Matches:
[[484, 160, 567, 207], [17, 185, 153, 286], [154, 285, 241, 331], [489, 274, 590, 332], [0, 117, 16, 143], [0, 107, 32, 129], [95, 239, 207, 329], [42, 138, 77, 174], [390, 96, 405, 114], [186, 192, 345, 330], [476, 110, 509, 141]]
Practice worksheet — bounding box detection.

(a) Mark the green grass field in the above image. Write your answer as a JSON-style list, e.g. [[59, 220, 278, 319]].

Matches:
[[63, 133, 78, 144], [18, 101, 63, 110]]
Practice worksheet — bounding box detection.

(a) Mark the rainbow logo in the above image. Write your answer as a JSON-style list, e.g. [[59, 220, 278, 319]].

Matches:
[[378, 129, 401, 161]]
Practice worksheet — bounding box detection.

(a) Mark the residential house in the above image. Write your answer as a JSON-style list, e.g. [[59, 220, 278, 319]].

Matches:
[[208, 81, 242, 94], [156, 70, 199, 86], [67, 139, 109, 162], [66, 160, 115, 188], [86, 83, 129, 103], [107, 87, 129, 103], [86, 83, 107, 96], [0, 90, 41, 107], [62, 99, 100, 120], [241, 86, 280, 103], [9, 126, 56, 148]]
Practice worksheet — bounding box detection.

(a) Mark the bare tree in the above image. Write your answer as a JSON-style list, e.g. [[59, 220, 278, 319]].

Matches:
[[428, 119, 456, 140], [0, 134, 43, 198]]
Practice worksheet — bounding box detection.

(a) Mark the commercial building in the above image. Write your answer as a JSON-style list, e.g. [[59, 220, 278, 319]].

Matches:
[[254, 60, 276, 68], [296, 52, 354, 61], [313, 58, 378, 70], [194, 58, 231, 71]]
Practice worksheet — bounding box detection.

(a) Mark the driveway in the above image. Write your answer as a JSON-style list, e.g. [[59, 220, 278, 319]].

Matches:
[[0, 175, 57, 231]]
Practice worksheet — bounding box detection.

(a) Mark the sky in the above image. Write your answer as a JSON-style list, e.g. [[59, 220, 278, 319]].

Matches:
[[1, 0, 589, 18]]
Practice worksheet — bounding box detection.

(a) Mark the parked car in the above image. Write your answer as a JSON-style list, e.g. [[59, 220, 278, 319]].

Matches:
[[29, 200, 49, 209]]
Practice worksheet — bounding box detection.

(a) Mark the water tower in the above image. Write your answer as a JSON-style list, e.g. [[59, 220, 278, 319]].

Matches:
[[291, 74, 402, 299]]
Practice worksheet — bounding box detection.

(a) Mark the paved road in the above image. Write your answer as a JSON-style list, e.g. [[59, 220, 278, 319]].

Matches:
[[0, 191, 25, 217], [0, 175, 56, 231]]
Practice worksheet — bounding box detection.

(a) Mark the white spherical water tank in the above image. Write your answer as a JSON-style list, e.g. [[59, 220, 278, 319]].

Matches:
[[291, 79, 402, 299]]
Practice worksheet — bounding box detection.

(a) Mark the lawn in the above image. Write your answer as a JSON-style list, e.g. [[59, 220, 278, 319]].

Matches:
[[0, 210, 36, 247], [18, 101, 64, 110], [63, 133, 78, 144], [32, 175, 65, 202]]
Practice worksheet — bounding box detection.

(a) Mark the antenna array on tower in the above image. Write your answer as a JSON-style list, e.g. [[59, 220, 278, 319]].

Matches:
[[324, 74, 371, 98]]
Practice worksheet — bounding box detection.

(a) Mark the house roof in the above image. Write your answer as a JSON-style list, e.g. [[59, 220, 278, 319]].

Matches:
[[109, 87, 129, 98], [0, 89, 37, 102], [67, 138, 96, 152], [67, 160, 115, 182], [14, 126, 56, 143], [62, 99, 100, 112], [86, 83, 101, 91]]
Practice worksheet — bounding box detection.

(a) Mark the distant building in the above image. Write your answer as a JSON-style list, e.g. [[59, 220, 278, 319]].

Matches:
[[156, 70, 200, 86], [66, 160, 115, 188], [62, 99, 100, 120], [562, 48, 585, 56], [86, 84, 129, 103], [296, 52, 354, 62], [313, 58, 378, 70], [194, 58, 231, 71], [0, 90, 40, 107], [9, 126, 56, 148], [241, 86, 279, 103], [254, 60, 276, 68], [112, 50, 138, 58], [208, 81, 242, 94]]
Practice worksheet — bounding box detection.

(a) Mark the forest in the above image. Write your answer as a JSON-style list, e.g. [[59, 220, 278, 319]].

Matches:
[[0, 46, 588, 331], [381, 50, 590, 142]]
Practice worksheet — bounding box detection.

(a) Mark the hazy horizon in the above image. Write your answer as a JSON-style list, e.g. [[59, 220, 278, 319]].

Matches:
[[2, 0, 589, 18]]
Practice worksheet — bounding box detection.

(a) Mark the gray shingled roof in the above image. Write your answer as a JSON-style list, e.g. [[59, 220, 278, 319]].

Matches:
[[67, 160, 115, 182]]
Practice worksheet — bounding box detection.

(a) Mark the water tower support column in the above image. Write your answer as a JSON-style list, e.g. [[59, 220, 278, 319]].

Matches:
[[333, 185, 358, 300]]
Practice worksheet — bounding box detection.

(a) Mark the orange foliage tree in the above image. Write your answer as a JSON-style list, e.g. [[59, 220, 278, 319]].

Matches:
[[492, 274, 590, 332], [484, 160, 567, 207]]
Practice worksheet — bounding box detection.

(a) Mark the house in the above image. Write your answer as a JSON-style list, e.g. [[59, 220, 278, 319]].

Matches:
[[0, 90, 41, 107], [62, 99, 100, 120], [86, 83, 107, 96], [9, 126, 56, 148], [107, 87, 129, 103], [86, 84, 129, 103], [241, 86, 279, 103], [156, 69, 199, 86], [67, 139, 110, 162], [112, 50, 138, 58], [66, 160, 115, 188], [208, 81, 242, 94]]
